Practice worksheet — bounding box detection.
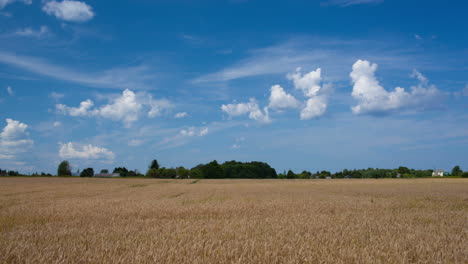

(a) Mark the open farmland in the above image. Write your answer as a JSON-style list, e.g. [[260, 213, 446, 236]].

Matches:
[[0, 178, 467, 263]]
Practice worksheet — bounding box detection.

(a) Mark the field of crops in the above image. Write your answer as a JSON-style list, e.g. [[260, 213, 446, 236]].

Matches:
[[0, 177, 467, 263]]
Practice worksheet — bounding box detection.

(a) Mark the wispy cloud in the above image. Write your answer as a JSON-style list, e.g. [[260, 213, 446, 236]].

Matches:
[[14, 26, 50, 39], [0, 51, 158, 89], [192, 37, 424, 84], [0, 0, 31, 10]]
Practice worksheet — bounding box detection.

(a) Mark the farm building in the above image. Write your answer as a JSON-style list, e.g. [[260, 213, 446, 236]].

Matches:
[[94, 173, 121, 178], [432, 169, 445, 177]]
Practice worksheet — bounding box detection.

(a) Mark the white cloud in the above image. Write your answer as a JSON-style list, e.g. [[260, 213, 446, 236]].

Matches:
[[221, 98, 271, 124], [148, 97, 173, 118], [0, 0, 31, 9], [300, 96, 328, 120], [43, 0, 94, 22], [1, 118, 28, 139], [59, 142, 115, 160], [174, 112, 188, 118], [56, 98, 94, 117], [6, 86, 13, 96], [98, 89, 142, 125], [14, 26, 50, 38], [288, 67, 330, 120], [0, 118, 33, 160], [180, 127, 208, 137], [221, 67, 329, 122], [268, 85, 299, 110], [157, 125, 211, 150], [53, 121, 61, 127], [287, 68, 323, 97], [350, 59, 440, 115], [56, 89, 172, 126]]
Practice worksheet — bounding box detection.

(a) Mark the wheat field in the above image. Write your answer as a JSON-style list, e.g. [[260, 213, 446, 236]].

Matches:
[[0, 178, 467, 263]]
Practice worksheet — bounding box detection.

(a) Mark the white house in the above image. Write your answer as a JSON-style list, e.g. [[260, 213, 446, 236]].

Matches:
[[432, 169, 444, 177]]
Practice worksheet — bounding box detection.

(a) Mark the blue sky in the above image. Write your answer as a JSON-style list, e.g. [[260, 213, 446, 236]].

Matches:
[[1, 0, 467, 174]]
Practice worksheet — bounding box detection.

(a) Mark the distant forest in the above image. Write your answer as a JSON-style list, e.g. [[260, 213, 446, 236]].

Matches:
[[1, 160, 468, 179]]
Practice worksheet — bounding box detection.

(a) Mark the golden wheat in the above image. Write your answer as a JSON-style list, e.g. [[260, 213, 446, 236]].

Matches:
[[0, 178, 467, 263]]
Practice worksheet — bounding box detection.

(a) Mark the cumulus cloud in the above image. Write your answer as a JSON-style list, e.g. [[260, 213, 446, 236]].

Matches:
[[174, 112, 188, 118], [56, 99, 94, 117], [59, 142, 114, 160], [98, 89, 142, 125], [0, 118, 33, 160], [14, 26, 50, 38], [301, 96, 328, 120], [0, 0, 31, 9], [43, 0, 94, 22], [287, 67, 330, 120], [268, 85, 299, 110], [56, 89, 172, 127], [350, 59, 440, 115], [221, 67, 329, 122], [221, 98, 271, 124], [287, 68, 323, 97]]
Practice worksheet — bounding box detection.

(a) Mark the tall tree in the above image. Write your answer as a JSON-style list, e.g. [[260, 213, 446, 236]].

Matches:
[[452, 166, 462, 176], [57, 160, 72, 176], [149, 160, 160, 170]]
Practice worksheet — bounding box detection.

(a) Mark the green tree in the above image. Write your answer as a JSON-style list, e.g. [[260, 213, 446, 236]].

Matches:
[[398, 166, 410, 175], [190, 167, 203, 179], [100, 169, 109, 174], [201, 160, 223, 179], [452, 165, 462, 176], [166, 168, 177, 178], [286, 170, 296, 179], [149, 160, 160, 170], [177, 167, 189, 178], [462, 172, 468, 178], [146, 168, 160, 178], [113, 167, 129, 177], [80, 168, 94, 177], [57, 160, 71, 176]]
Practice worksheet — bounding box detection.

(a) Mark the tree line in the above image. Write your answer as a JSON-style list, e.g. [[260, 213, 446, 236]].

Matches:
[[2, 161, 468, 179]]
